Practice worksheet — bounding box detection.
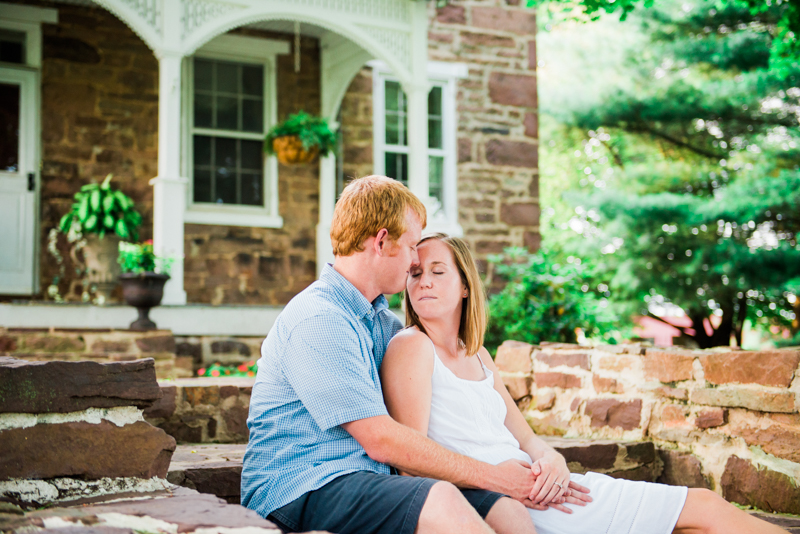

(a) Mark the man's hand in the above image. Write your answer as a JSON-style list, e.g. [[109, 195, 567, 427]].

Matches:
[[491, 459, 538, 502]]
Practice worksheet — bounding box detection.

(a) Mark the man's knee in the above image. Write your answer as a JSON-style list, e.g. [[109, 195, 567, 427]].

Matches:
[[417, 482, 489, 534], [485, 497, 536, 534], [425, 481, 470, 510]]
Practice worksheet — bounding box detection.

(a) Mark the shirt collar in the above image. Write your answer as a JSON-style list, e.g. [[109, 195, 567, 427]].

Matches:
[[320, 263, 388, 322]]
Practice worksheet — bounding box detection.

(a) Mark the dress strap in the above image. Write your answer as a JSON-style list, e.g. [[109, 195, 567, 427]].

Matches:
[[474, 351, 485, 367]]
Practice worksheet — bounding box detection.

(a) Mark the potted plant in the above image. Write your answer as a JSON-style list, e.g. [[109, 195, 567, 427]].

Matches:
[[118, 240, 172, 331], [58, 174, 142, 303], [264, 111, 337, 165]]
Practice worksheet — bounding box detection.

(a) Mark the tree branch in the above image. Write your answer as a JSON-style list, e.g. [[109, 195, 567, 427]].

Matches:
[[638, 126, 725, 160]]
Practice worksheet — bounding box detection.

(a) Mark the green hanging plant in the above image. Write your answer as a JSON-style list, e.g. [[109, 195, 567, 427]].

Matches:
[[58, 174, 142, 240], [264, 111, 337, 162]]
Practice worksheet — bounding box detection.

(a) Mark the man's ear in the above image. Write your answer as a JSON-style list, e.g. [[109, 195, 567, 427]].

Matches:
[[374, 228, 390, 256]]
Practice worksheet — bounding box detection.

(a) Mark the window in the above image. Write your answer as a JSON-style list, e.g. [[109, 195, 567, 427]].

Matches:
[[372, 61, 466, 234], [184, 35, 289, 228]]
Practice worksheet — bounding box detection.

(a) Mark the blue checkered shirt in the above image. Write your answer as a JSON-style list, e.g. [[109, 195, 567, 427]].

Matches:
[[241, 264, 403, 517]]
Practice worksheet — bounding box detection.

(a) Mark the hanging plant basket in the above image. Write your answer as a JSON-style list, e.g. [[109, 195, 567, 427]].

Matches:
[[272, 135, 320, 165]]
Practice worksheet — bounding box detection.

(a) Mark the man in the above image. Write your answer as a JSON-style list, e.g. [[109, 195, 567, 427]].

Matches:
[[242, 176, 569, 534]]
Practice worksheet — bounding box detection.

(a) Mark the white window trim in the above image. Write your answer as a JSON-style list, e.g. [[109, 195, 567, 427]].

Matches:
[[182, 34, 289, 228], [369, 60, 466, 236]]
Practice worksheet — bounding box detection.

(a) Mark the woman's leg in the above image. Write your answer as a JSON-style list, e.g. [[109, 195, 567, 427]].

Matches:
[[673, 489, 788, 534]]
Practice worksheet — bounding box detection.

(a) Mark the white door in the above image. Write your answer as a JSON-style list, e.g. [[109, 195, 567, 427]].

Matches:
[[0, 66, 38, 295]]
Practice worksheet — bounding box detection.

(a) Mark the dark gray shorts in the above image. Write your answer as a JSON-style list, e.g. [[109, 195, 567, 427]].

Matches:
[[267, 471, 505, 534]]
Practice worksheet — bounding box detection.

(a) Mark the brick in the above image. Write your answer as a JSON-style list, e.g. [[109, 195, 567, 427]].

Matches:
[[436, 4, 466, 24], [593, 375, 623, 394], [528, 39, 536, 70], [523, 112, 538, 138], [657, 450, 711, 488], [695, 408, 727, 429], [730, 421, 800, 463], [472, 7, 536, 35], [534, 372, 581, 389], [598, 355, 638, 373], [495, 340, 534, 373], [690, 387, 795, 413], [461, 32, 516, 48], [184, 385, 220, 407], [534, 390, 556, 410], [458, 137, 472, 163], [19, 334, 85, 353], [643, 349, 695, 382], [136, 334, 176, 354], [721, 456, 800, 515], [488, 72, 537, 108], [501, 374, 532, 400], [499, 202, 540, 226], [585, 399, 642, 430], [523, 231, 541, 251], [536, 352, 590, 370], [654, 386, 689, 401], [0, 335, 18, 352], [658, 404, 688, 425], [700, 350, 800, 387]]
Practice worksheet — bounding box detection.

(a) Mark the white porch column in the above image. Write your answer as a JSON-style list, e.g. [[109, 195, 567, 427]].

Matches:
[[405, 0, 430, 209], [152, 45, 187, 304], [316, 154, 336, 275]]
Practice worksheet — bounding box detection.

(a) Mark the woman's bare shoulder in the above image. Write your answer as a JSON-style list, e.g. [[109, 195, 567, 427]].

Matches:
[[384, 327, 434, 366]]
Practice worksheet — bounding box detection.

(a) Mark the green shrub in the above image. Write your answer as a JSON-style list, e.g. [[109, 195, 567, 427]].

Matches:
[[485, 247, 617, 354], [264, 111, 337, 157], [197, 360, 257, 378], [118, 240, 173, 275], [58, 174, 141, 240]]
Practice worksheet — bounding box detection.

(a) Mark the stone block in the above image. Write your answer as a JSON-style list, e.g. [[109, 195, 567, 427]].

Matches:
[[487, 140, 538, 169], [730, 421, 800, 463], [0, 420, 175, 480], [499, 201, 540, 226], [700, 350, 800, 387], [211, 340, 251, 356], [488, 73, 537, 108], [222, 404, 249, 439], [143, 385, 177, 420], [436, 4, 466, 24], [472, 6, 537, 35], [643, 349, 695, 382], [0, 357, 161, 413], [136, 334, 176, 354], [501, 374, 532, 401], [18, 334, 85, 353], [534, 372, 581, 389], [184, 385, 220, 407], [523, 112, 538, 138], [91, 339, 133, 353], [598, 355, 638, 373], [534, 390, 556, 411], [495, 340, 534, 374], [537, 352, 590, 370], [551, 439, 618, 470], [593, 375, 623, 394], [585, 399, 642, 430], [721, 456, 800, 515], [0, 335, 18, 352], [461, 32, 516, 48], [654, 386, 689, 401], [695, 408, 727, 429], [606, 463, 660, 482], [656, 450, 711, 488], [690, 387, 795, 413]]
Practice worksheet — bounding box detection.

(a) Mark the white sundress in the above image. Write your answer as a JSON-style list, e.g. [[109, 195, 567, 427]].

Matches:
[[425, 343, 688, 534]]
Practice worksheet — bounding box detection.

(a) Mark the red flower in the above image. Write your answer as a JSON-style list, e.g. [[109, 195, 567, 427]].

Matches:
[[197, 368, 206, 376], [211, 369, 220, 377]]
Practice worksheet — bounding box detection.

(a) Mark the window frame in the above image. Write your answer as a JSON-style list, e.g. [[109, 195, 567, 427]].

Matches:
[[182, 34, 288, 228], [371, 60, 466, 235]]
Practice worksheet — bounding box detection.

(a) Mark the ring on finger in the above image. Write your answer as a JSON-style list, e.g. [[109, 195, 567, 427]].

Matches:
[[553, 482, 563, 490]]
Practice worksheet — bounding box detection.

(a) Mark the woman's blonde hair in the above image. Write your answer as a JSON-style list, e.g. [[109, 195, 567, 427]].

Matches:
[[405, 233, 487, 357], [330, 175, 427, 257]]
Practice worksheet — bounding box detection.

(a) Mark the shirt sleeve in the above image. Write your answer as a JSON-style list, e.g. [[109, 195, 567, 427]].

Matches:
[[280, 314, 389, 432]]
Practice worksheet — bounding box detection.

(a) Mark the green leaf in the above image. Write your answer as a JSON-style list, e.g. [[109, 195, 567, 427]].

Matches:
[[59, 213, 73, 234], [85, 214, 98, 231], [102, 193, 116, 212], [78, 195, 90, 222], [90, 189, 101, 212], [103, 213, 115, 229], [100, 173, 113, 190], [116, 219, 129, 239]]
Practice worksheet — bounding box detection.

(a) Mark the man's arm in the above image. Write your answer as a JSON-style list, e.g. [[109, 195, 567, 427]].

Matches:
[[342, 414, 539, 503]]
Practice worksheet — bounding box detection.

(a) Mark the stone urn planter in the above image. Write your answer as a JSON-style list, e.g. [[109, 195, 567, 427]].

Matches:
[[120, 272, 170, 331], [82, 234, 122, 303], [271, 135, 319, 165]]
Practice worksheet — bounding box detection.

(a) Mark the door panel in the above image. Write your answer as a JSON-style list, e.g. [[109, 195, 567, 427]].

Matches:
[[0, 67, 38, 295]]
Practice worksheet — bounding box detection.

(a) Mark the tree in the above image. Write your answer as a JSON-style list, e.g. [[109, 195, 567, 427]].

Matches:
[[536, 0, 800, 348]]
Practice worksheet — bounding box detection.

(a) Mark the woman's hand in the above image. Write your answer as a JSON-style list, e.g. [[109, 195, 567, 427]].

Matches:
[[528, 451, 572, 506]]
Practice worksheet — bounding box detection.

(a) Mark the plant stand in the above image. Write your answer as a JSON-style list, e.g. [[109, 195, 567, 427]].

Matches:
[[119, 272, 170, 331]]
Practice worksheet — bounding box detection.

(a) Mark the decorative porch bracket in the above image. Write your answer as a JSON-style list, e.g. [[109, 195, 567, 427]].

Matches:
[[90, 0, 431, 295]]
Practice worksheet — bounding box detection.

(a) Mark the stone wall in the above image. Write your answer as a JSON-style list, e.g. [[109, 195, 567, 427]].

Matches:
[[0, 327, 191, 379], [429, 0, 539, 286], [0, 356, 175, 506], [175, 335, 263, 372], [338, 68, 374, 182], [494, 341, 800, 514], [183, 30, 320, 306]]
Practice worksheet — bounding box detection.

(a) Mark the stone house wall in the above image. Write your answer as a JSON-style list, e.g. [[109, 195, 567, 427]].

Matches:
[[494, 341, 800, 514], [337, 0, 540, 287]]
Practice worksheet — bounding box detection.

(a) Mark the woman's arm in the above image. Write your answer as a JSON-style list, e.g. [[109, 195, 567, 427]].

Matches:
[[481, 348, 591, 507], [380, 329, 436, 474]]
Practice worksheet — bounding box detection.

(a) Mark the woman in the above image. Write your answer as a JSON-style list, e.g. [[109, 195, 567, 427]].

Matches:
[[380, 233, 787, 534]]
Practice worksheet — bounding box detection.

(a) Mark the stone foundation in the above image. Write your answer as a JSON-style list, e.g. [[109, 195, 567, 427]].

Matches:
[[494, 341, 800, 514], [0, 327, 191, 379]]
